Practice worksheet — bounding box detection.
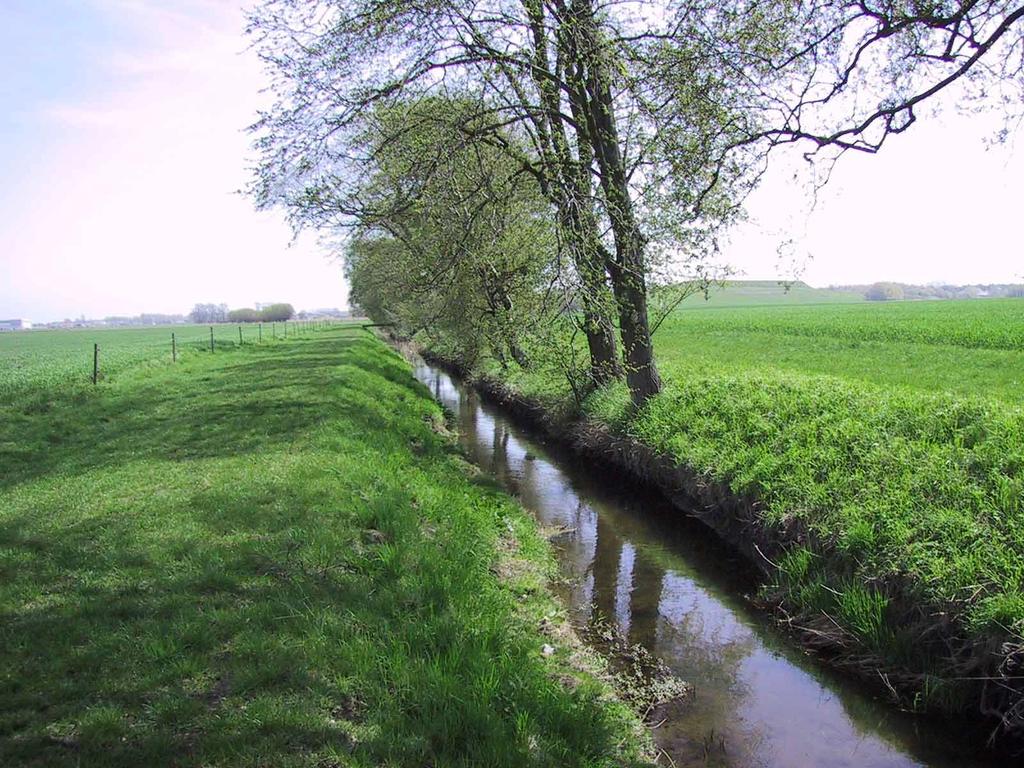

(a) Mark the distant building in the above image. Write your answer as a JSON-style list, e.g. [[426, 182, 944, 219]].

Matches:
[[0, 319, 31, 331]]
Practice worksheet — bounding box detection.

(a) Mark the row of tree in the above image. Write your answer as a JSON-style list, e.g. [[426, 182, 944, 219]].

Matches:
[[247, 1, 1024, 407], [227, 304, 296, 323], [189, 303, 295, 324], [860, 282, 1024, 301]]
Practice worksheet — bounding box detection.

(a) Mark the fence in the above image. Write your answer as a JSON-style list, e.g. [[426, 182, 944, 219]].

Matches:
[[84, 319, 346, 384], [57, 321, 347, 390]]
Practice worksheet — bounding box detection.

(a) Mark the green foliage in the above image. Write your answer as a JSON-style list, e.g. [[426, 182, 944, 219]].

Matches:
[[347, 98, 557, 368], [865, 282, 906, 301], [259, 303, 294, 322], [0, 330, 650, 767], [227, 308, 261, 323]]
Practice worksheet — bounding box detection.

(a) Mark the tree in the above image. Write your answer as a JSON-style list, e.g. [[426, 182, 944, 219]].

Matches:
[[345, 98, 557, 369], [259, 303, 295, 322], [865, 282, 906, 301], [246, 0, 756, 406], [228, 308, 262, 322], [189, 303, 228, 324], [671, 2, 1024, 183]]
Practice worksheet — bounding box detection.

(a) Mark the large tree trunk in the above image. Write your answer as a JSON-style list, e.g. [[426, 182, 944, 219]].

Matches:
[[571, 0, 662, 407], [523, 0, 621, 387], [560, 208, 621, 386], [607, 256, 662, 405]]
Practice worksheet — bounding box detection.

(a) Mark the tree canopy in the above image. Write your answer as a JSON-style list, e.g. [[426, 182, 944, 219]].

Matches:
[[247, 0, 1024, 404]]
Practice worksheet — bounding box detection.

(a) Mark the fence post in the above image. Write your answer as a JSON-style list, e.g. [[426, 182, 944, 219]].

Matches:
[[172, 332, 177, 363], [92, 343, 99, 385], [272, 322, 276, 339], [238, 326, 243, 345], [210, 326, 214, 352], [259, 323, 262, 343]]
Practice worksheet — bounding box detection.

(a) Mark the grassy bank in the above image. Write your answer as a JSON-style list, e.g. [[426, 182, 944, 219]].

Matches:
[[0, 329, 650, 766], [448, 295, 1024, 742]]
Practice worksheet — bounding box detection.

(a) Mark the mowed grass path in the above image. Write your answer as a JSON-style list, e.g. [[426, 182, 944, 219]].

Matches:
[[0, 330, 646, 767]]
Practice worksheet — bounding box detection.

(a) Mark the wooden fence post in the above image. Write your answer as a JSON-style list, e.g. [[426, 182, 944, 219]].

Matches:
[[172, 332, 177, 363], [92, 344, 99, 385], [238, 326, 243, 345], [210, 326, 215, 352], [259, 323, 262, 343]]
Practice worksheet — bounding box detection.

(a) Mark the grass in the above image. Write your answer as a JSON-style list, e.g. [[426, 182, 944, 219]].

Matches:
[[456, 291, 1024, 725], [0, 321, 331, 397], [0, 328, 649, 767]]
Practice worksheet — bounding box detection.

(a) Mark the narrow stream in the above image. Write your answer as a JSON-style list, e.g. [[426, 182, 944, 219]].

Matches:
[[413, 361, 997, 768]]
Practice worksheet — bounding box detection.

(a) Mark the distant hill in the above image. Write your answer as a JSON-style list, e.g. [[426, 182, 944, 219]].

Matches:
[[671, 280, 864, 309]]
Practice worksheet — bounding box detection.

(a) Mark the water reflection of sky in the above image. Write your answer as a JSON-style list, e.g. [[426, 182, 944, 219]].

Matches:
[[415, 364, 994, 768]]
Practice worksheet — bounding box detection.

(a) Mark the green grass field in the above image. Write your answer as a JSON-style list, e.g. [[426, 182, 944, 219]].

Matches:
[[0, 322, 329, 397], [657, 297, 1024, 401], [483, 287, 1024, 724], [0, 329, 649, 767]]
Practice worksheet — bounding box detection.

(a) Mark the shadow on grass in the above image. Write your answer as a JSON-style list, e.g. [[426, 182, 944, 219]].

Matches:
[[0, 336, 421, 491], [0, 486, 366, 767], [1, 332, 641, 767]]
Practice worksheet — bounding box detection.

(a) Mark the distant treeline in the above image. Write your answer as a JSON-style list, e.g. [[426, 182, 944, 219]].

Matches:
[[101, 314, 187, 327], [189, 303, 295, 323], [834, 282, 1024, 302]]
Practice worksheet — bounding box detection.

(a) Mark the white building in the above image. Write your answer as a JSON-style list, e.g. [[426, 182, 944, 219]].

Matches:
[[0, 319, 32, 331]]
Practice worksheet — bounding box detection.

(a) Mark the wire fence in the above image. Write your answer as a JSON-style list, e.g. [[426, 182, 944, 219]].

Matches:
[[0, 319, 358, 398]]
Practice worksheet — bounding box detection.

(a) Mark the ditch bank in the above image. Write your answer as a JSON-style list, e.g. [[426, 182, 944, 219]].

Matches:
[[415, 344, 1024, 758]]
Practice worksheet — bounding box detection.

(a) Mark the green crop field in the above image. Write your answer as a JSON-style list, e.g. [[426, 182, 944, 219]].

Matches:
[[656, 297, 1024, 402], [672, 279, 864, 308], [0, 328, 648, 767]]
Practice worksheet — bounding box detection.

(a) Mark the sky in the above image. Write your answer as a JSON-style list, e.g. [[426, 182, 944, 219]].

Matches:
[[0, 0, 345, 323], [0, 1, 1021, 323]]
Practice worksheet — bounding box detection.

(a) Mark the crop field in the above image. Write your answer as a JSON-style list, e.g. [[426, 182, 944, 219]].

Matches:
[[0, 322, 341, 397], [655, 297, 1024, 402], [0, 329, 647, 766]]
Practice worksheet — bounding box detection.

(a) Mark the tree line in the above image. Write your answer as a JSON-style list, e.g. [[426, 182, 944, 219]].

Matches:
[[189, 303, 295, 324], [247, 1, 1024, 407]]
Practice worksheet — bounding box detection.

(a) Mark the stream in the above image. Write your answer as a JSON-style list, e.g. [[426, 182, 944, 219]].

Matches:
[[412, 360, 998, 768]]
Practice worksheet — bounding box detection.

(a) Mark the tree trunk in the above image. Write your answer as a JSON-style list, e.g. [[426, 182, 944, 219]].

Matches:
[[507, 335, 530, 369], [607, 257, 662, 405], [561, 211, 621, 386], [572, 0, 662, 407], [523, 0, 621, 387]]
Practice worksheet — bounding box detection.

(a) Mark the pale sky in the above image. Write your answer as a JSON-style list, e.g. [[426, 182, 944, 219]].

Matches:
[[0, 0, 345, 323], [0, 2, 1021, 323]]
